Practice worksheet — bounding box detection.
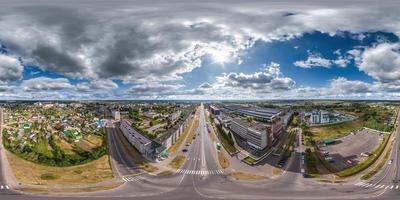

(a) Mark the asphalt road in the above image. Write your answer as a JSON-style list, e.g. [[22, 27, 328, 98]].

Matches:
[[0, 105, 398, 200]]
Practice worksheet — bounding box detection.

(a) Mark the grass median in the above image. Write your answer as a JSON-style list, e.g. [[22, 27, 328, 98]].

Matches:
[[218, 151, 230, 168], [185, 119, 199, 145], [168, 155, 186, 169], [229, 172, 266, 181]]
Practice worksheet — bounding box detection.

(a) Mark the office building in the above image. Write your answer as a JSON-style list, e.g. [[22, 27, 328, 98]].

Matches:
[[229, 118, 274, 150]]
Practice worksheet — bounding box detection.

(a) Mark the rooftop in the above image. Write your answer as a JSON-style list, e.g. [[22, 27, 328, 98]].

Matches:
[[120, 120, 152, 145]]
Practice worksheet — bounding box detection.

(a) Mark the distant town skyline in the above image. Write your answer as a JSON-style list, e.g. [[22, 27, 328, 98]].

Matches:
[[1, 0, 400, 100]]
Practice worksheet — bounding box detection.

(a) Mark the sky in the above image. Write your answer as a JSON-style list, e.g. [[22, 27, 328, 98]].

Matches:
[[1, 0, 400, 100]]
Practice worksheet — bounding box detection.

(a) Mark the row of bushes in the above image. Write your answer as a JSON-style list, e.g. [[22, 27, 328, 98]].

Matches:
[[215, 123, 237, 154], [304, 148, 318, 174], [336, 134, 390, 177]]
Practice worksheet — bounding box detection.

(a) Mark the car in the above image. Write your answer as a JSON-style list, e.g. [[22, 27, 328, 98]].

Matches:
[[182, 149, 188, 152], [325, 156, 333, 161], [361, 152, 371, 157], [388, 159, 393, 165], [186, 144, 190, 146], [346, 160, 353, 165], [277, 158, 287, 168]]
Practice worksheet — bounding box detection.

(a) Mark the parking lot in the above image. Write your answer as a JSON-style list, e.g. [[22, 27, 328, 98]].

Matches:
[[318, 128, 383, 171]]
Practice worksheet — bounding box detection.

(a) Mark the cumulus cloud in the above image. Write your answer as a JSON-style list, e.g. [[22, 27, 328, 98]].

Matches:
[[294, 50, 350, 68], [216, 62, 295, 92], [127, 83, 184, 97], [355, 42, 400, 83], [330, 77, 372, 94], [0, 54, 23, 82], [21, 77, 72, 91], [76, 79, 118, 92]]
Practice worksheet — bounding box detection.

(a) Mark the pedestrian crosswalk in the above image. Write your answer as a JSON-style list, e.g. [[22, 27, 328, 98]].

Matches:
[[0, 185, 9, 190], [122, 175, 143, 182], [176, 169, 224, 175], [355, 182, 400, 190]]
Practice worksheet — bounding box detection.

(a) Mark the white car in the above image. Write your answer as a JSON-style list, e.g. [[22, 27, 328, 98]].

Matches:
[[388, 159, 393, 165]]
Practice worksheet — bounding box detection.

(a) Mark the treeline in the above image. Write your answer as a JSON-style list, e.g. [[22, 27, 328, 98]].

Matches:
[[2, 128, 108, 167], [362, 109, 394, 132]]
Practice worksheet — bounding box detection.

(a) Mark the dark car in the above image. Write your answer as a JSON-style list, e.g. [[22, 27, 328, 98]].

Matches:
[[277, 158, 287, 168], [182, 149, 188, 152]]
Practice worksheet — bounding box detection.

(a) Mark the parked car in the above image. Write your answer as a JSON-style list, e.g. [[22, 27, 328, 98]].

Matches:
[[361, 152, 371, 157], [182, 149, 188, 152]]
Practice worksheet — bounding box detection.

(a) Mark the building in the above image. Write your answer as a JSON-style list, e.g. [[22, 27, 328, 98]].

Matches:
[[210, 105, 220, 115], [168, 110, 182, 122], [229, 118, 274, 150], [281, 111, 294, 127], [112, 111, 121, 121], [119, 120, 165, 160], [224, 105, 281, 122], [157, 107, 194, 149], [310, 110, 330, 124]]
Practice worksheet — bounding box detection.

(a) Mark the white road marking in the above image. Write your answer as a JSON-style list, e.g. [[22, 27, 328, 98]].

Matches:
[[375, 185, 382, 189], [5, 185, 8, 189], [379, 185, 386, 189], [396, 185, 399, 189], [0, 185, 3, 189], [385, 185, 390, 189], [390, 185, 394, 189], [176, 169, 224, 176], [123, 176, 141, 182]]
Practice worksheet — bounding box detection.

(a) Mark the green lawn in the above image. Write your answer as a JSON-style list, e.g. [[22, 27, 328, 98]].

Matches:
[[310, 118, 363, 140]]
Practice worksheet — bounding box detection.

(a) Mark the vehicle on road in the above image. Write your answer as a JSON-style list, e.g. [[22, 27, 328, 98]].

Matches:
[[388, 159, 393, 165], [277, 158, 287, 168], [182, 149, 188, 152]]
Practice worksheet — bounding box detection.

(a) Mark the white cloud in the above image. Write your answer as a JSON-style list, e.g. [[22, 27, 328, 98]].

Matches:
[[21, 77, 72, 91], [76, 79, 118, 92], [330, 77, 372, 94], [294, 52, 332, 68], [294, 50, 350, 69], [216, 62, 295, 92], [0, 54, 23, 82], [355, 42, 400, 83]]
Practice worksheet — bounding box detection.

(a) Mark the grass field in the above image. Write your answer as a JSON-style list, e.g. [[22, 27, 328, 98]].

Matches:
[[310, 118, 364, 140], [168, 155, 186, 169], [54, 135, 75, 155], [229, 172, 266, 180], [218, 151, 229, 168], [18, 183, 122, 193], [7, 150, 113, 185]]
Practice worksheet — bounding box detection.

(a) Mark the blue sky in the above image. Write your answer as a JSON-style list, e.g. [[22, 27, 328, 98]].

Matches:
[[1, 1, 400, 100]]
